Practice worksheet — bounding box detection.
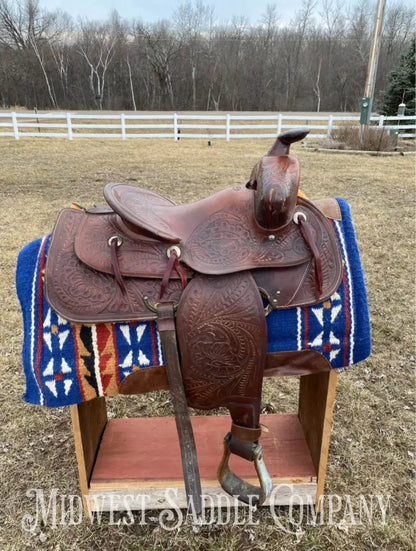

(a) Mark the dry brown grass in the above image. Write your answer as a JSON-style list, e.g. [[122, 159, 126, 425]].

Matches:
[[0, 138, 415, 550]]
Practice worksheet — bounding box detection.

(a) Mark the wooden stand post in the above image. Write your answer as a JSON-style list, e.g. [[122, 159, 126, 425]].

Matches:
[[70, 371, 337, 515], [70, 397, 108, 512], [298, 369, 338, 508]]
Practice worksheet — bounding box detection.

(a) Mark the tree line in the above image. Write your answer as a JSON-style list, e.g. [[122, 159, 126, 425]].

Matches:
[[0, 0, 414, 113]]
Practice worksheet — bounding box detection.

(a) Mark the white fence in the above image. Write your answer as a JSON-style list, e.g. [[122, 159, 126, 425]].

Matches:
[[0, 111, 414, 140]]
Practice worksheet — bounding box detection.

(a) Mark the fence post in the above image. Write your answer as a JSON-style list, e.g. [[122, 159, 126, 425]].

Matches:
[[328, 115, 334, 137], [66, 113, 73, 140], [378, 115, 384, 128], [11, 112, 19, 140], [173, 113, 178, 141], [277, 113, 282, 135], [226, 114, 230, 141], [121, 113, 126, 140]]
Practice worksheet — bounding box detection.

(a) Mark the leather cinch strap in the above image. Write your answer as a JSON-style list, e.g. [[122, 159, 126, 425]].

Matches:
[[155, 301, 203, 516], [297, 215, 323, 299]]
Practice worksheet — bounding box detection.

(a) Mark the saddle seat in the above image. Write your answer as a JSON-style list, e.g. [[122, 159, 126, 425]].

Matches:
[[102, 181, 334, 273], [104, 153, 300, 243]]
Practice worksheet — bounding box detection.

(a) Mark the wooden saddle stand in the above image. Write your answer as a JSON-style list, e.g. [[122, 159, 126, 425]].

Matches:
[[45, 129, 343, 515]]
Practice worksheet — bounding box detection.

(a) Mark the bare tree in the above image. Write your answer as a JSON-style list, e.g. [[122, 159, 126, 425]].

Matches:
[[141, 21, 180, 109], [126, 52, 136, 110], [0, 0, 59, 107], [173, 1, 215, 110], [281, 0, 316, 109], [312, 56, 322, 111], [27, 1, 58, 107], [0, 0, 52, 49], [48, 14, 73, 103], [78, 20, 117, 109]]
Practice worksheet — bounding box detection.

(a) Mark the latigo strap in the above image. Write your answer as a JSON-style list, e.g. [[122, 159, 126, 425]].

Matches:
[[155, 301, 203, 515]]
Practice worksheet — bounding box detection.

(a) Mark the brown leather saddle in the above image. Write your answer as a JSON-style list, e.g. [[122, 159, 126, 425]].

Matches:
[[45, 129, 343, 513]]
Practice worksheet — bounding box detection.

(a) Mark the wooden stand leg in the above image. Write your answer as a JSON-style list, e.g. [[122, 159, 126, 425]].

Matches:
[[298, 370, 338, 508], [70, 397, 108, 515]]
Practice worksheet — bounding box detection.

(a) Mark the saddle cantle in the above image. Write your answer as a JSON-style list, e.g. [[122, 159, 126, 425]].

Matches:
[[44, 129, 343, 513]]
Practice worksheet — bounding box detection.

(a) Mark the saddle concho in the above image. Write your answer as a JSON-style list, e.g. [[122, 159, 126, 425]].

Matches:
[[42, 129, 343, 514]]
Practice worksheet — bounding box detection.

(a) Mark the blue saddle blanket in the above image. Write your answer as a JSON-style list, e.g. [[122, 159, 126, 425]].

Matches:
[[16, 198, 371, 408]]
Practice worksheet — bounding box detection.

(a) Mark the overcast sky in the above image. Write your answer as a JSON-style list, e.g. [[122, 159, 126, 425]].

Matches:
[[38, 0, 317, 25]]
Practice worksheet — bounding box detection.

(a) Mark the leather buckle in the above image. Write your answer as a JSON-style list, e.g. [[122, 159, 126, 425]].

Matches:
[[217, 432, 273, 507]]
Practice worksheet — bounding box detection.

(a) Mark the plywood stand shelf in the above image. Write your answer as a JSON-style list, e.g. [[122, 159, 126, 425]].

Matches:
[[70, 370, 337, 514]]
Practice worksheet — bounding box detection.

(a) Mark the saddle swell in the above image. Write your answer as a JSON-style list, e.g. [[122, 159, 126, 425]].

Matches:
[[44, 130, 344, 512], [248, 128, 309, 232]]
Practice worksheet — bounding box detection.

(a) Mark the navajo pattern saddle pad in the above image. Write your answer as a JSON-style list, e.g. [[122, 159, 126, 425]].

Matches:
[[16, 198, 371, 408]]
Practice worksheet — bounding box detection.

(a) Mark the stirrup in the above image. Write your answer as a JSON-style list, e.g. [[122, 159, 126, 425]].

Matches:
[[217, 432, 273, 507]]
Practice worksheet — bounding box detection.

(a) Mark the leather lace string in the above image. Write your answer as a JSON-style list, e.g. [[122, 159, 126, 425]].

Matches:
[[110, 241, 187, 300], [159, 249, 188, 300], [110, 239, 127, 296], [298, 218, 323, 300]]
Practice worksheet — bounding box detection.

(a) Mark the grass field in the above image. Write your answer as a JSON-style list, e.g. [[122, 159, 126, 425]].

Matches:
[[0, 138, 414, 550]]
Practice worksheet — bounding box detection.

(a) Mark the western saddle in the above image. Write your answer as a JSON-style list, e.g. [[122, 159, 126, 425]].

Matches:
[[45, 129, 343, 514]]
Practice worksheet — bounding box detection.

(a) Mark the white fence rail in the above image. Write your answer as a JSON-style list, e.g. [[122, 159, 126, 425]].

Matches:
[[0, 112, 414, 140]]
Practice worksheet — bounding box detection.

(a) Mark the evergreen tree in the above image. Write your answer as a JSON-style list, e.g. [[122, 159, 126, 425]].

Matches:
[[381, 39, 415, 116]]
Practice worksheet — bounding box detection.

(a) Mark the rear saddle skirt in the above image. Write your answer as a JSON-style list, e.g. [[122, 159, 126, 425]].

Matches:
[[44, 129, 343, 514]]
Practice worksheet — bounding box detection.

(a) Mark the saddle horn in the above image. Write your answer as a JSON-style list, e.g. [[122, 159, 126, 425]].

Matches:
[[248, 128, 310, 231]]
